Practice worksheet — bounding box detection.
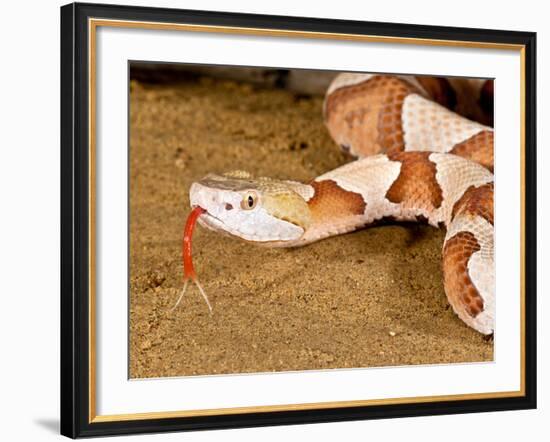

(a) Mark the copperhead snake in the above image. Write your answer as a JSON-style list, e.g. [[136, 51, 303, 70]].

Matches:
[[185, 73, 495, 335]]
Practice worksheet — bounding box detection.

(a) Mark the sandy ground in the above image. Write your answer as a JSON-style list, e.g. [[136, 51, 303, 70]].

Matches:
[[129, 73, 493, 379]]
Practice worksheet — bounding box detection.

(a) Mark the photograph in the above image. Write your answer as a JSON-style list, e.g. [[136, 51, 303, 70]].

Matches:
[[59, 3, 536, 437], [129, 64, 496, 379], [2, 0, 546, 440]]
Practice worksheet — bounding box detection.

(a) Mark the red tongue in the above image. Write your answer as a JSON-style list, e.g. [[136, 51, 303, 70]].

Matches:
[[171, 206, 212, 313], [183, 206, 206, 280]]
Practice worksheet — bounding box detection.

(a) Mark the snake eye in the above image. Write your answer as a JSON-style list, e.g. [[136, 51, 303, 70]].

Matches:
[[241, 191, 258, 210]]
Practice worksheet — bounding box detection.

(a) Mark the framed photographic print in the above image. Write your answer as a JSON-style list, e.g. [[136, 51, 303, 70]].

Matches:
[[60, 2, 537, 438]]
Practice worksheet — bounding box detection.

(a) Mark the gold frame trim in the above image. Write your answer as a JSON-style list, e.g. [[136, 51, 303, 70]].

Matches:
[[88, 18, 527, 424]]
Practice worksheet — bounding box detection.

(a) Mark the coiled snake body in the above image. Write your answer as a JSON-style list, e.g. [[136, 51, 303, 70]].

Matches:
[[189, 73, 495, 335]]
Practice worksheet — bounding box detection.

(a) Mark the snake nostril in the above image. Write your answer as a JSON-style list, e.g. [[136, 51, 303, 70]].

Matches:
[[225, 203, 234, 211]]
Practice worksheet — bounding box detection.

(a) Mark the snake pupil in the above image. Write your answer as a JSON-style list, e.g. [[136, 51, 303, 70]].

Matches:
[[248, 195, 254, 207]]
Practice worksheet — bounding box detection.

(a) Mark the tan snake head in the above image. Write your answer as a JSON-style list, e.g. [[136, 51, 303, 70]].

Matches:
[[189, 170, 313, 244]]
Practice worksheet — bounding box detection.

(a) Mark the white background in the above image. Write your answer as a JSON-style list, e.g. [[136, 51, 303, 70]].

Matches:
[[0, 0, 546, 440]]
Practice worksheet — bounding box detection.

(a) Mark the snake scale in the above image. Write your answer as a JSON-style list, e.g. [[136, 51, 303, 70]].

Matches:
[[188, 73, 495, 335]]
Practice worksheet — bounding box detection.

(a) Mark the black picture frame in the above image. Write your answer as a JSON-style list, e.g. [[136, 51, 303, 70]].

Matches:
[[60, 2, 537, 438]]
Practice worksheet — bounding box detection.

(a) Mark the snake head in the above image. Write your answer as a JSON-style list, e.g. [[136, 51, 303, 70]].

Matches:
[[189, 171, 312, 244]]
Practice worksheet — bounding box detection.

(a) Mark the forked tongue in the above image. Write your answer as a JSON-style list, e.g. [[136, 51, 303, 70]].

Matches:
[[170, 206, 212, 313]]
